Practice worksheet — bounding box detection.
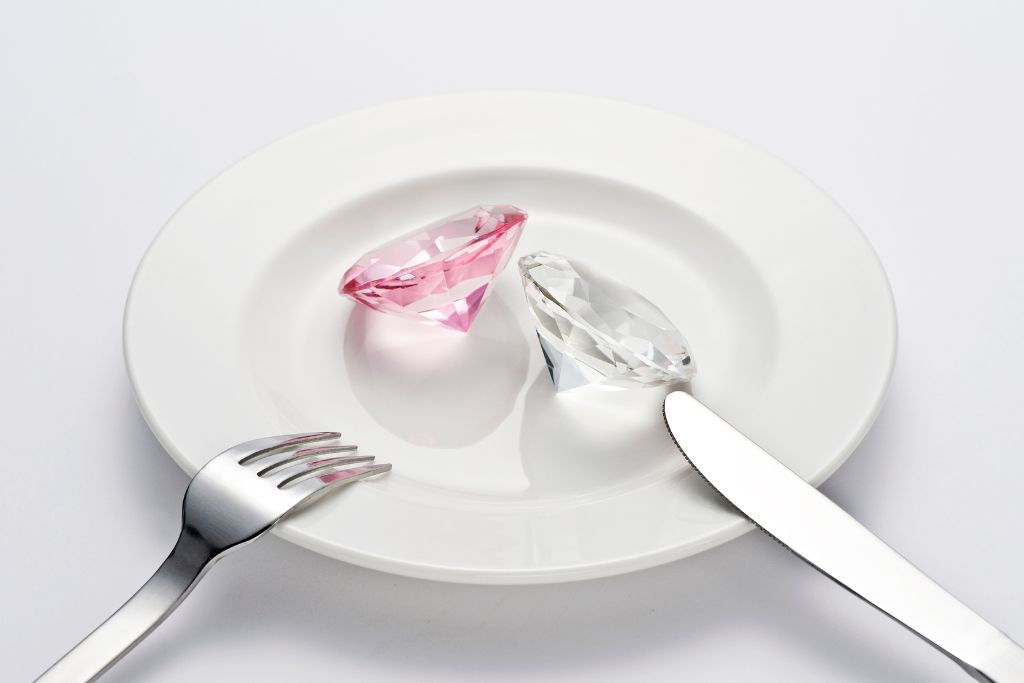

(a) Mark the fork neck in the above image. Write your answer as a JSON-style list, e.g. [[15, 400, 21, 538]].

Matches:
[[35, 530, 220, 683], [165, 525, 221, 586]]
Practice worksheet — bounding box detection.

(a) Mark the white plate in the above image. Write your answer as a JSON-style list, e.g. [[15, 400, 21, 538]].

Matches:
[[125, 92, 896, 584]]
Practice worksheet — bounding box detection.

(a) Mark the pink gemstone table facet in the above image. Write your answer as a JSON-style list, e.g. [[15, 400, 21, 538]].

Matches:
[[340, 205, 527, 331]]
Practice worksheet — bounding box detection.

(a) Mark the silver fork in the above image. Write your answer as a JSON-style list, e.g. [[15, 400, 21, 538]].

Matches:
[[36, 432, 391, 683]]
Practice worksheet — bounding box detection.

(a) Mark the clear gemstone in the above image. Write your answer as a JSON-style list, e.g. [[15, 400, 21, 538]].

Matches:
[[340, 205, 527, 332], [518, 251, 696, 392]]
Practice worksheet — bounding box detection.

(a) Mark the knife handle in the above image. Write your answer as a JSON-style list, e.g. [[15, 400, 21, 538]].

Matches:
[[962, 638, 1024, 682]]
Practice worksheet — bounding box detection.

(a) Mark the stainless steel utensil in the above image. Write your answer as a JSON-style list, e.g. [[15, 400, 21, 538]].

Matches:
[[36, 432, 391, 683], [663, 390, 1024, 682]]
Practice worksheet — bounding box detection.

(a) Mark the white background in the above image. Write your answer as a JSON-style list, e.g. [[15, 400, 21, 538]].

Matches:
[[3, 2, 1023, 681]]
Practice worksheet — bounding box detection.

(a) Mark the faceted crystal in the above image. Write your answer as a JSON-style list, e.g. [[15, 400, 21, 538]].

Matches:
[[340, 205, 527, 332], [519, 251, 696, 392]]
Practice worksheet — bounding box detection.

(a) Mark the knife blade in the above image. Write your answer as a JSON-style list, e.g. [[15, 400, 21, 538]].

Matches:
[[663, 390, 1024, 682]]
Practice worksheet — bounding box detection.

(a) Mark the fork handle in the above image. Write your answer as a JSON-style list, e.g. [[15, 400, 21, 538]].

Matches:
[[35, 530, 217, 683]]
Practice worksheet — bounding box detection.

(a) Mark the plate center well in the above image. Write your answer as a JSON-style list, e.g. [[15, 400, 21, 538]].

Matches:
[[240, 169, 778, 505]]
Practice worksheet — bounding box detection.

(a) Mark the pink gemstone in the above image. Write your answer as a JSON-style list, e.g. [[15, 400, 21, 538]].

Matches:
[[340, 205, 528, 332]]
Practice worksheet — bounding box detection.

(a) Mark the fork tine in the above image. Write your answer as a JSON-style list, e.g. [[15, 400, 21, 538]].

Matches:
[[275, 456, 379, 488], [284, 464, 391, 501], [260, 452, 374, 480], [280, 458, 387, 485], [256, 444, 360, 476], [229, 432, 342, 465]]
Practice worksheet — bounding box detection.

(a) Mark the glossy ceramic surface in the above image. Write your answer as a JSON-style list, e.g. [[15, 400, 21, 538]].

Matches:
[[124, 93, 897, 584]]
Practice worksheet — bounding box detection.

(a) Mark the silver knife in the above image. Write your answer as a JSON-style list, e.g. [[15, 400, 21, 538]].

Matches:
[[663, 390, 1024, 682]]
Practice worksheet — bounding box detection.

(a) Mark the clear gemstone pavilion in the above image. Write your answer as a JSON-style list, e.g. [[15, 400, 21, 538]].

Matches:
[[519, 251, 696, 392]]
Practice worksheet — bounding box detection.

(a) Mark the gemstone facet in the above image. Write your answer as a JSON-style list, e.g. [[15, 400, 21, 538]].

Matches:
[[340, 206, 528, 332], [518, 251, 696, 392]]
